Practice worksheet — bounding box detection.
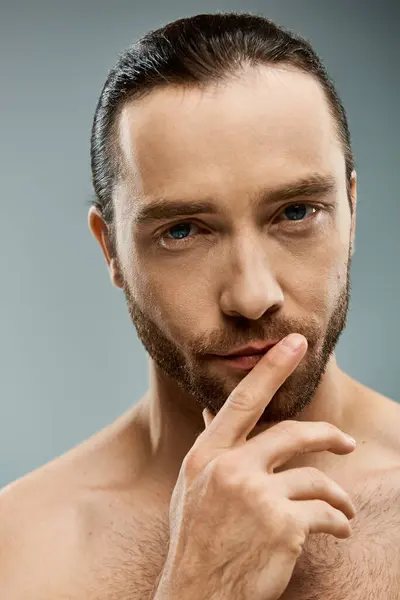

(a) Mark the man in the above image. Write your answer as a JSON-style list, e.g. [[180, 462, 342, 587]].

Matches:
[[1, 11, 400, 600]]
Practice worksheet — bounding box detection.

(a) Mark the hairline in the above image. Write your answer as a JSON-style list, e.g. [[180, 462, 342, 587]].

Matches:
[[107, 64, 353, 236]]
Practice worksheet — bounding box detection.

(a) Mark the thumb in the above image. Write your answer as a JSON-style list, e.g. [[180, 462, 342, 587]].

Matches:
[[202, 407, 215, 428]]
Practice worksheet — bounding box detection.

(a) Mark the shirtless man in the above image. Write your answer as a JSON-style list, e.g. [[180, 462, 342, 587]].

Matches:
[[1, 11, 400, 600]]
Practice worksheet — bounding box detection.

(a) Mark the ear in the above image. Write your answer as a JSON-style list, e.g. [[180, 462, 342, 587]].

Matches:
[[88, 206, 124, 289], [349, 170, 357, 257]]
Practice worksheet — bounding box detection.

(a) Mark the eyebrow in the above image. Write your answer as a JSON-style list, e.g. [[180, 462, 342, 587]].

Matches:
[[132, 174, 337, 225]]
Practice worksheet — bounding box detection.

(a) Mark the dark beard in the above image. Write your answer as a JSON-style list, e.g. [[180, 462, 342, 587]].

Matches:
[[121, 256, 351, 425]]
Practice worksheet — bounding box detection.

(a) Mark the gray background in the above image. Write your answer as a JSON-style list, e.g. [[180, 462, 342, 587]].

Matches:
[[0, 0, 398, 487]]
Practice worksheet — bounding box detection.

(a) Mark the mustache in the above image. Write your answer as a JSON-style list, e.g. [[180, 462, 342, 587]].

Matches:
[[190, 317, 319, 356]]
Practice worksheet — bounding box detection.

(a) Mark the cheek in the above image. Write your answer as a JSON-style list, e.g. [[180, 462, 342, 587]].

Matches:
[[326, 260, 348, 303], [311, 254, 349, 327], [281, 241, 348, 318], [134, 263, 214, 338]]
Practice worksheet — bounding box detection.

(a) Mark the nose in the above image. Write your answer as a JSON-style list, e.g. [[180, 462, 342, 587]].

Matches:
[[219, 239, 284, 320]]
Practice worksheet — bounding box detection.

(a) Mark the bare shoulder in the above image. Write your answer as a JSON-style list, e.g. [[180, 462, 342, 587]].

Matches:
[[0, 422, 170, 599], [349, 382, 400, 467], [362, 384, 400, 435], [0, 458, 96, 599]]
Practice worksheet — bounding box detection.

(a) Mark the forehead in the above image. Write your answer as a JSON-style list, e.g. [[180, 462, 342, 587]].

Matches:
[[117, 65, 345, 202]]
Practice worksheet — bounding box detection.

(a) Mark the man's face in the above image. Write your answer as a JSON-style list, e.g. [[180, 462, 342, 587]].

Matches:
[[110, 66, 356, 424]]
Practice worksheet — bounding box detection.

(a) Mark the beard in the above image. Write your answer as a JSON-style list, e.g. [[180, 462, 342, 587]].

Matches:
[[121, 255, 352, 426]]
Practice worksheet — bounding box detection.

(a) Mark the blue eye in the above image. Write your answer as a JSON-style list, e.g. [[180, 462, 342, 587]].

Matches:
[[166, 223, 193, 239], [282, 204, 315, 221]]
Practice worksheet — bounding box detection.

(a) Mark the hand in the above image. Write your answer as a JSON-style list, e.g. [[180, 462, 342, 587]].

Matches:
[[154, 334, 356, 600]]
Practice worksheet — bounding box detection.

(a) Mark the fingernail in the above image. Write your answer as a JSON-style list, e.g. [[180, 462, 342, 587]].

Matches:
[[345, 434, 357, 446], [281, 334, 304, 352]]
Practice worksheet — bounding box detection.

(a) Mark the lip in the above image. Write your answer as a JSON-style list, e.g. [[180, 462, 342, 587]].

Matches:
[[211, 352, 273, 371], [214, 341, 279, 357], [208, 341, 279, 371]]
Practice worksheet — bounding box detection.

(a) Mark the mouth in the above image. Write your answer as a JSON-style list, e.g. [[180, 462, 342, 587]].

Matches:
[[210, 343, 278, 371]]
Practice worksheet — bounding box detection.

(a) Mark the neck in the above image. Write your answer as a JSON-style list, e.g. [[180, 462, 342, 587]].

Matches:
[[137, 353, 358, 488]]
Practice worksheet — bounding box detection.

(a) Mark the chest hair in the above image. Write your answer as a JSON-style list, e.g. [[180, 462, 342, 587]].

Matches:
[[282, 476, 400, 600], [83, 475, 400, 600]]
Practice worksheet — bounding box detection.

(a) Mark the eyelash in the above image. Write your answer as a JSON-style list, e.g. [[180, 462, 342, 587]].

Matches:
[[156, 203, 323, 248]]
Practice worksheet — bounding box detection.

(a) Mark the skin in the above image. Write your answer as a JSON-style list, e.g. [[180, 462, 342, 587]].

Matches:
[[115, 66, 353, 423], [1, 64, 400, 599], [103, 64, 359, 463]]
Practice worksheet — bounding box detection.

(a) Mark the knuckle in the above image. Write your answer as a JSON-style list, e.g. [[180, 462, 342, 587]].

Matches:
[[211, 460, 269, 500], [211, 456, 244, 488], [272, 420, 345, 450], [327, 505, 343, 524], [303, 466, 325, 482], [333, 505, 349, 522], [227, 388, 256, 412], [268, 502, 304, 549], [321, 420, 337, 430], [320, 421, 342, 437], [320, 501, 343, 523], [284, 520, 307, 555], [182, 450, 205, 478], [246, 476, 273, 503], [303, 467, 329, 493], [265, 496, 287, 523], [272, 420, 301, 439]]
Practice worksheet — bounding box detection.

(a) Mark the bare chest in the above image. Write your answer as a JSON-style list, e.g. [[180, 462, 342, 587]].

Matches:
[[279, 478, 400, 600], [74, 477, 400, 600]]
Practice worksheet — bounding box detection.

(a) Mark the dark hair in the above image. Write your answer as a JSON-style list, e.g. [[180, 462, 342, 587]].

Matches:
[[90, 11, 354, 255]]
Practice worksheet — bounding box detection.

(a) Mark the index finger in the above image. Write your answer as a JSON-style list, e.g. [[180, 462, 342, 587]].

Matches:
[[203, 333, 307, 448]]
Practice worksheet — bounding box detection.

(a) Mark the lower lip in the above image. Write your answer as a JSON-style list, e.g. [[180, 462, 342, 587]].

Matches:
[[213, 353, 268, 370]]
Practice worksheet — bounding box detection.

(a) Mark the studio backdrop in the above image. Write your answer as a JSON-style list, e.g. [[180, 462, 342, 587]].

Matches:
[[0, 0, 398, 487]]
